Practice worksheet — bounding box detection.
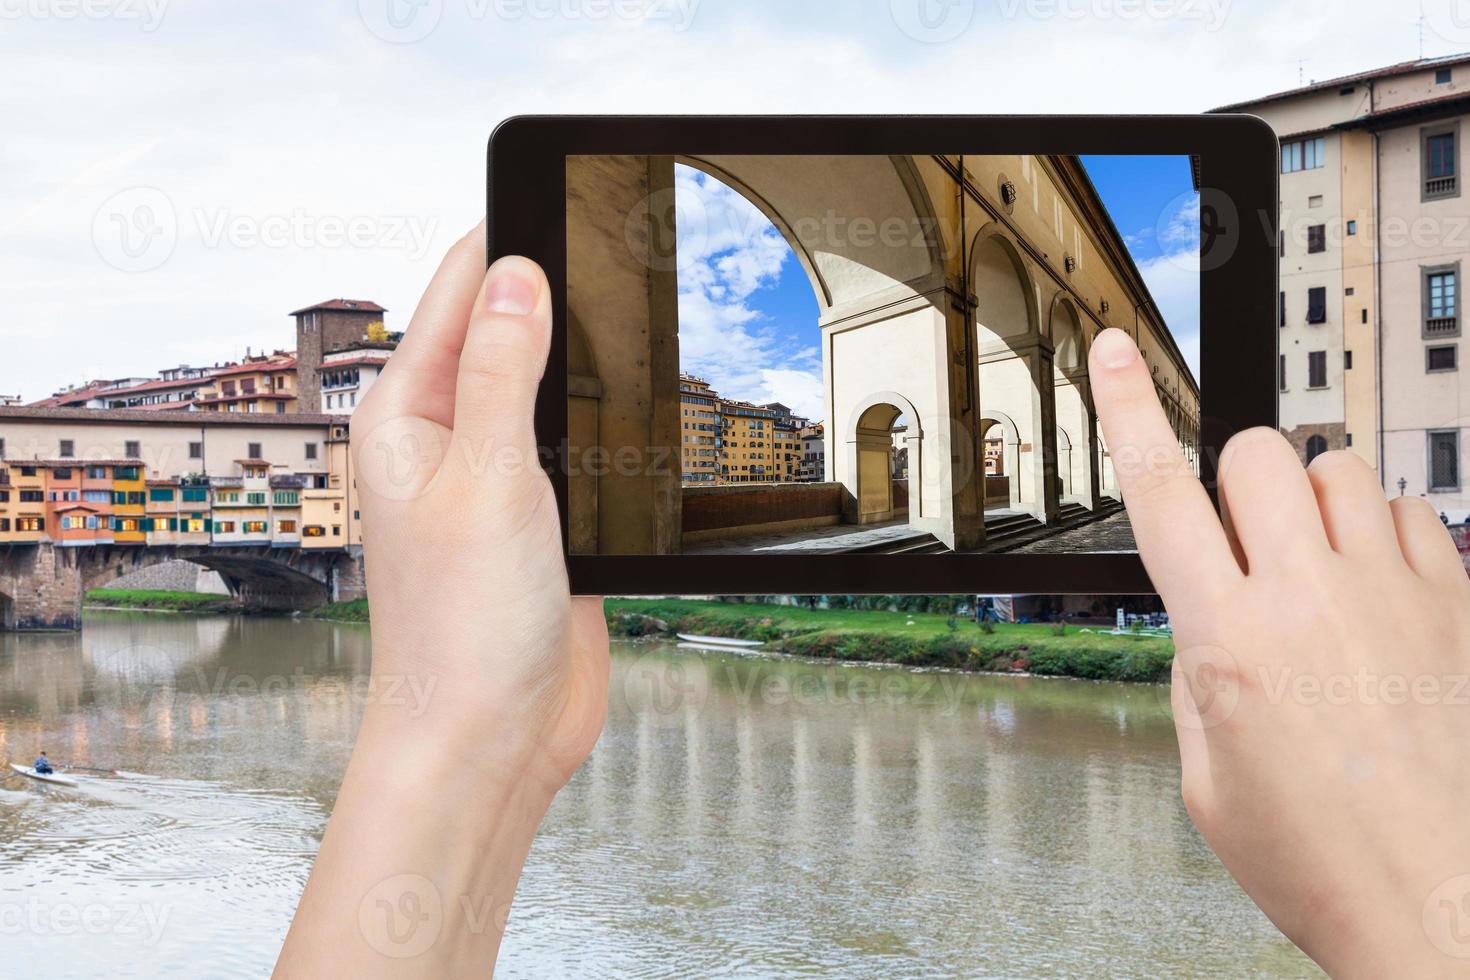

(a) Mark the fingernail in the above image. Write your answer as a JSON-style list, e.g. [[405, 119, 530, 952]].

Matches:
[[1092, 328, 1137, 369], [483, 258, 539, 315]]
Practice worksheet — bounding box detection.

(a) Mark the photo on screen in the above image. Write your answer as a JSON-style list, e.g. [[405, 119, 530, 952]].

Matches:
[[565, 153, 1199, 556]]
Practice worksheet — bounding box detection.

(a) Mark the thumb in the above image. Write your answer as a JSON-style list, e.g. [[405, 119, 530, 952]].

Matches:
[[448, 255, 553, 481]]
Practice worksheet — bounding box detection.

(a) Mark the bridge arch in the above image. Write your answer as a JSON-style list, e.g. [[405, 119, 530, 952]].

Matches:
[[1048, 293, 1098, 507]]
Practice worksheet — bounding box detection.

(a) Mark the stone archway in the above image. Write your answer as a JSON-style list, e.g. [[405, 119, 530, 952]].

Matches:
[[970, 226, 1050, 522], [980, 411, 1023, 510], [1048, 295, 1099, 509], [845, 392, 922, 526]]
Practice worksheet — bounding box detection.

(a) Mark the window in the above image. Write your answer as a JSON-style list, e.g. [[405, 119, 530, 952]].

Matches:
[[277, 520, 297, 533], [303, 525, 326, 537], [1430, 431, 1460, 491], [1423, 124, 1459, 200], [59, 440, 74, 457], [189, 442, 203, 459], [273, 491, 299, 506], [246, 492, 266, 506], [53, 469, 72, 480], [1280, 291, 1286, 327], [0, 437, 5, 457], [86, 466, 107, 479], [1282, 137, 1325, 173], [115, 465, 139, 480], [214, 520, 236, 533], [1279, 231, 1285, 257], [1345, 350, 1354, 370], [125, 440, 140, 458], [1346, 220, 1357, 236], [332, 525, 342, 536], [0, 519, 9, 531], [1425, 265, 1460, 336], [19, 490, 43, 503], [1307, 286, 1327, 324], [247, 442, 262, 459], [243, 520, 267, 534], [1279, 354, 1287, 391], [16, 517, 44, 532], [1307, 225, 1326, 253], [1428, 345, 1458, 372], [1308, 195, 1323, 208], [148, 488, 175, 502], [182, 488, 208, 503], [1437, 68, 1453, 85], [304, 442, 317, 460], [1308, 350, 1328, 388]]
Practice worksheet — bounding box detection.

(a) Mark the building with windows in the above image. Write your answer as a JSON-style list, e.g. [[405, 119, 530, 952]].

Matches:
[[319, 343, 393, 414], [293, 299, 390, 413], [1219, 52, 1469, 517], [676, 376, 815, 487], [0, 408, 359, 550]]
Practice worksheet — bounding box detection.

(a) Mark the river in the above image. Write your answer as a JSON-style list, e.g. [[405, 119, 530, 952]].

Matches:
[[0, 612, 1317, 977]]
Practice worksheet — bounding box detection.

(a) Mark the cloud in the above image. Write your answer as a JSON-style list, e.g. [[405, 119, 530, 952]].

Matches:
[[1136, 191, 1202, 382], [675, 166, 825, 421]]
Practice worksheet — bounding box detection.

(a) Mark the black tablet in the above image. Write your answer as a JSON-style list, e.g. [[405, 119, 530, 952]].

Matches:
[[488, 115, 1277, 596]]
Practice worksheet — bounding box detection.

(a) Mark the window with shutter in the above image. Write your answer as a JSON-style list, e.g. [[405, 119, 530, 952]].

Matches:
[[1307, 287, 1327, 324], [1308, 350, 1327, 388], [1429, 431, 1460, 491]]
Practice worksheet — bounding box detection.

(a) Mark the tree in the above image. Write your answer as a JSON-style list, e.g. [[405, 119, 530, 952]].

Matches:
[[366, 320, 389, 343]]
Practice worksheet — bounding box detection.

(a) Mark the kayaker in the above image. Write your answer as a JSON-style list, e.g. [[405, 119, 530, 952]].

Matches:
[[33, 752, 53, 775]]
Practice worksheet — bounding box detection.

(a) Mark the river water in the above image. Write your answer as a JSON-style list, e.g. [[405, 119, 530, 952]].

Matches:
[[0, 613, 1317, 978]]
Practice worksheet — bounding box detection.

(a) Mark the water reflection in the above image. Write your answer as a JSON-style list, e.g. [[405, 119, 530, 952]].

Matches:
[[0, 616, 1318, 978]]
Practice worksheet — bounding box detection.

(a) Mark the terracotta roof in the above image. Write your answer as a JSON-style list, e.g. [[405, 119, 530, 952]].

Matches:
[[1213, 52, 1470, 112], [0, 406, 348, 426], [290, 299, 386, 316], [53, 503, 102, 513], [1341, 90, 1470, 126], [211, 357, 297, 377], [234, 458, 273, 466]]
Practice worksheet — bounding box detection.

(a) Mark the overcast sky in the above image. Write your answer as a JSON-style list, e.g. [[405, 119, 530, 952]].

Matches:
[[2, 0, 1462, 402]]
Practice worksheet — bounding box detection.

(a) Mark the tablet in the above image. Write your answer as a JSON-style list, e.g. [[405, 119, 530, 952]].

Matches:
[[488, 115, 1277, 595]]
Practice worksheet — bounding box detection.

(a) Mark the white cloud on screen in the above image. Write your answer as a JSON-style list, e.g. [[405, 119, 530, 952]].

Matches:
[[675, 165, 825, 421], [1137, 192, 1202, 382]]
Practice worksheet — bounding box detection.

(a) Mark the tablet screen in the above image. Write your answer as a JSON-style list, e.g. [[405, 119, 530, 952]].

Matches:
[[564, 153, 1199, 557]]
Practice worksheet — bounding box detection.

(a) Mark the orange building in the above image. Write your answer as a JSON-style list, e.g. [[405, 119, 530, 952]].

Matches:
[[194, 354, 298, 414]]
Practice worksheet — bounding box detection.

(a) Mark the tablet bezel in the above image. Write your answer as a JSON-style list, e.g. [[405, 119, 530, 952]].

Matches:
[[488, 114, 1278, 595]]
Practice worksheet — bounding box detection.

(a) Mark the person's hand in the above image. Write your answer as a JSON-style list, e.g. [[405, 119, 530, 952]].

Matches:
[[1090, 327, 1470, 978], [275, 231, 608, 978]]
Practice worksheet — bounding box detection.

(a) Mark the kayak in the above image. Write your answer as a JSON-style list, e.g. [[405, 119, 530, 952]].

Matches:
[[8, 763, 79, 787], [675, 633, 764, 648]]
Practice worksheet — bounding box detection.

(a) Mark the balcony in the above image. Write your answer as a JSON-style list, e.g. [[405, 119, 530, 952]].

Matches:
[[1426, 175, 1458, 198], [1426, 316, 1459, 337]]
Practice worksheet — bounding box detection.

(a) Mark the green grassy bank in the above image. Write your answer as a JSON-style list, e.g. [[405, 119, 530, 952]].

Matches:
[[84, 589, 240, 615], [606, 598, 1175, 683]]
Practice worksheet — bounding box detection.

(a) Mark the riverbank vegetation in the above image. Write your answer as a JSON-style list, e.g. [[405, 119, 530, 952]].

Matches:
[[605, 598, 1175, 683], [84, 589, 240, 615]]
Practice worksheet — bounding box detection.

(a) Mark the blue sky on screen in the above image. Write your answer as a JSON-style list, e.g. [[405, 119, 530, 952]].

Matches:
[[675, 156, 1200, 422]]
